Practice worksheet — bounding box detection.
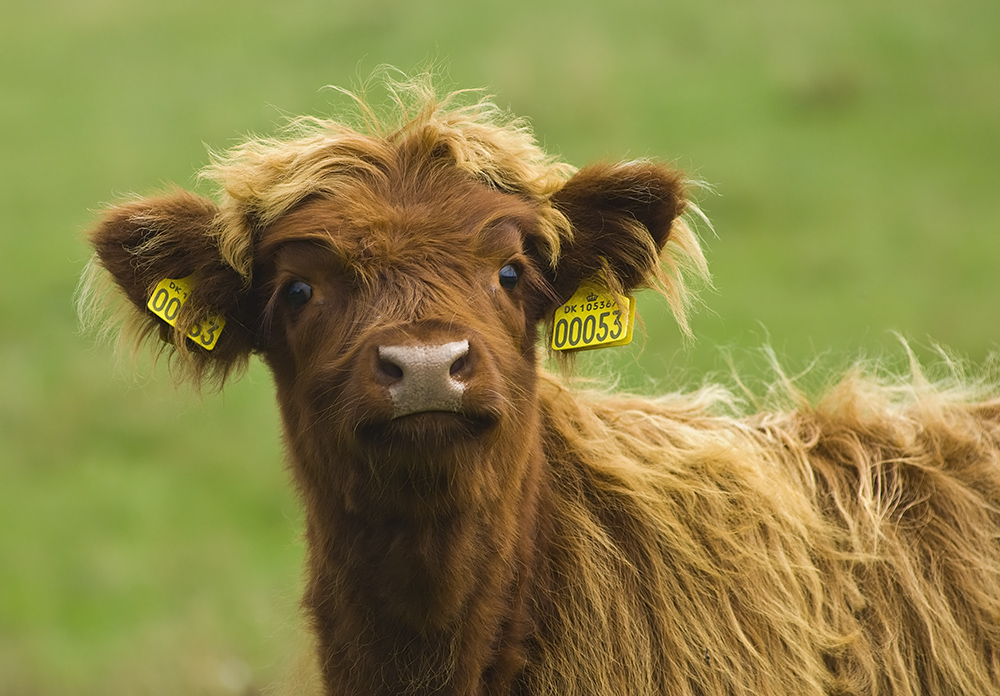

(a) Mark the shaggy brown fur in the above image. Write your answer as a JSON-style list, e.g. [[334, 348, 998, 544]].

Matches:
[[80, 78, 1000, 695]]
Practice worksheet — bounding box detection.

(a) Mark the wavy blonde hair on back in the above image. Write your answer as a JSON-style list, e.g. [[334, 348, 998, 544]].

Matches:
[[526, 353, 1000, 695]]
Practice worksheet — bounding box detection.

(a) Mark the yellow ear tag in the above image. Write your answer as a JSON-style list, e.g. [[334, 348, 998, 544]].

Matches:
[[551, 283, 636, 351], [147, 276, 225, 351]]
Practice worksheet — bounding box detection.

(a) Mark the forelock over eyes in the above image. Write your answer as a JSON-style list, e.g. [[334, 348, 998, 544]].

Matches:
[[200, 81, 576, 281]]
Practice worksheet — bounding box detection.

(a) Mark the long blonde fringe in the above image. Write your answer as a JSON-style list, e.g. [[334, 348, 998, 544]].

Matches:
[[198, 74, 706, 336]]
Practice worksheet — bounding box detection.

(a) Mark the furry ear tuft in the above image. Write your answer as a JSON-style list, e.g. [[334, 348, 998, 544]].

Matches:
[[79, 190, 258, 389], [546, 161, 708, 336]]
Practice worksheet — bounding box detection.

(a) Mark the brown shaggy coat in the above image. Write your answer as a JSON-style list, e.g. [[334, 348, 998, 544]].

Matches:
[[81, 81, 1000, 695]]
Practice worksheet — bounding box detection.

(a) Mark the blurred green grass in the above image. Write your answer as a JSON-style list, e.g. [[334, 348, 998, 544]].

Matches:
[[2, 0, 998, 693]]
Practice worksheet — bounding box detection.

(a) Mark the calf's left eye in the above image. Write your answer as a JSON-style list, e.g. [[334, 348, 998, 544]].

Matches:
[[286, 280, 313, 309], [498, 264, 520, 291]]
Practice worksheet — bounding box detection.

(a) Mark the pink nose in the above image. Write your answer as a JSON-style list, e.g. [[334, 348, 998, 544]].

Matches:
[[376, 340, 470, 418]]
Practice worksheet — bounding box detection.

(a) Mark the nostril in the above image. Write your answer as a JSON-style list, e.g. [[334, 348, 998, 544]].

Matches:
[[449, 355, 467, 378], [377, 357, 404, 382]]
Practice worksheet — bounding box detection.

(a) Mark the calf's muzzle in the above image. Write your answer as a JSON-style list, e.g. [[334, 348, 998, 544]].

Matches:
[[377, 340, 471, 418]]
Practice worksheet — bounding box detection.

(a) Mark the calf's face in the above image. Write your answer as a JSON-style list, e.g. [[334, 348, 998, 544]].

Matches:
[[83, 141, 694, 515], [255, 171, 553, 513]]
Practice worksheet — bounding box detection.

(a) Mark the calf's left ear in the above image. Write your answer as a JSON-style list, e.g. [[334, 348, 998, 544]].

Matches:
[[81, 190, 257, 387], [547, 161, 687, 302]]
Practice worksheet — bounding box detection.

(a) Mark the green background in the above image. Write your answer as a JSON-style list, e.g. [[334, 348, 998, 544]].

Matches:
[[2, 0, 998, 693]]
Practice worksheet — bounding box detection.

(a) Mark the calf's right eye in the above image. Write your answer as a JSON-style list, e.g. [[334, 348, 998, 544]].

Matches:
[[498, 264, 520, 291], [286, 280, 313, 309]]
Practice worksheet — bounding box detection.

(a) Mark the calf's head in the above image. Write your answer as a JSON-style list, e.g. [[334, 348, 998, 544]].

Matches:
[[82, 91, 705, 515]]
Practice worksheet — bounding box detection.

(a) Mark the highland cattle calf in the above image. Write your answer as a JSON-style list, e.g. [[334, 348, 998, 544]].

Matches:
[[81, 83, 1000, 695]]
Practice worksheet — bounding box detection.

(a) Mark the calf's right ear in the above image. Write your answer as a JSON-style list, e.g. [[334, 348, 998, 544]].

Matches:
[[81, 190, 257, 386]]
